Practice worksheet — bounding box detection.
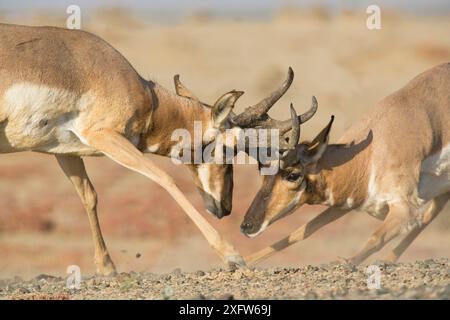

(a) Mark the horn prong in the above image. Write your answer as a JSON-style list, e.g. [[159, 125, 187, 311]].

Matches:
[[287, 103, 300, 149], [279, 95, 319, 134]]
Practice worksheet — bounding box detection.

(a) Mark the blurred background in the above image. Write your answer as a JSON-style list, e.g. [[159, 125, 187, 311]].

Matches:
[[0, 0, 449, 278]]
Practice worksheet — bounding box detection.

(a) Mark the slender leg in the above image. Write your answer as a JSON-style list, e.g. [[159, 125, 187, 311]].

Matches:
[[347, 203, 411, 265], [383, 193, 449, 262], [81, 129, 244, 266], [245, 207, 350, 266], [56, 155, 116, 276]]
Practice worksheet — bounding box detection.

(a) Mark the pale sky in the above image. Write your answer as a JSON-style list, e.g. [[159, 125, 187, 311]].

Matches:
[[1, 0, 449, 18]]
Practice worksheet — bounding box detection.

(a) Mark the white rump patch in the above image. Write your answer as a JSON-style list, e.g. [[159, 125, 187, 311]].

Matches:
[[4, 82, 95, 115], [2, 82, 96, 153]]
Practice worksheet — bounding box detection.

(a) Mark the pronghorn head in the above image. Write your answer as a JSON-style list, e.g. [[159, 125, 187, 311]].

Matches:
[[172, 68, 317, 219], [172, 76, 242, 218], [181, 92, 239, 219], [240, 114, 334, 237]]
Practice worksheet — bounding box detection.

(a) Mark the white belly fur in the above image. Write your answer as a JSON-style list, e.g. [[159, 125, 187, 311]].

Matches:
[[0, 82, 99, 155], [419, 144, 450, 200], [360, 146, 450, 222]]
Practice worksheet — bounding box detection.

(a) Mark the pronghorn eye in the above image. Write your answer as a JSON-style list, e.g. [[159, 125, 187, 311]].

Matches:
[[286, 172, 303, 182]]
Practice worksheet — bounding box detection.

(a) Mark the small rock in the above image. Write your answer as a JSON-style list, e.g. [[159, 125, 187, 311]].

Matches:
[[36, 274, 56, 281], [335, 287, 349, 297], [374, 288, 389, 295], [218, 293, 234, 300], [304, 291, 318, 300], [171, 268, 182, 275], [195, 270, 205, 277]]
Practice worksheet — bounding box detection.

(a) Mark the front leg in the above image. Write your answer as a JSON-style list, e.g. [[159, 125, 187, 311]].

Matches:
[[80, 129, 245, 267], [56, 155, 116, 276]]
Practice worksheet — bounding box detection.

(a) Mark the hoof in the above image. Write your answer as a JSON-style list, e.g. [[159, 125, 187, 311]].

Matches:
[[336, 256, 357, 266], [95, 268, 117, 278], [94, 254, 117, 277], [225, 254, 247, 270], [95, 261, 117, 277]]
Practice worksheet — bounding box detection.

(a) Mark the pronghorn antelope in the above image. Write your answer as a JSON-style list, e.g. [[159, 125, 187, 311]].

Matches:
[[241, 62, 450, 266], [0, 23, 313, 275], [0, 23, 246, 275]]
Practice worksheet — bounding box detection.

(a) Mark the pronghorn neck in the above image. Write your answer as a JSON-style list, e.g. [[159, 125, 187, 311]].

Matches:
[[143, 81, 212, 156], [313, 138, 372, 209]]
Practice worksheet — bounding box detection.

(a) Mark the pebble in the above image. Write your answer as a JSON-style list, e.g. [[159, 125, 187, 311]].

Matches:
[[217, 293, 234, 300]]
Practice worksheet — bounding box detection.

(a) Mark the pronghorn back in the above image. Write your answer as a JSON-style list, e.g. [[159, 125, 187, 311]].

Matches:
[[0, 23, 151, 154]]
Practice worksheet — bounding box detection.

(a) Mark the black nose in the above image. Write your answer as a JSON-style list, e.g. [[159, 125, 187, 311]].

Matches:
[[205, 200, 231, 219], [240, 222, 253, 233]]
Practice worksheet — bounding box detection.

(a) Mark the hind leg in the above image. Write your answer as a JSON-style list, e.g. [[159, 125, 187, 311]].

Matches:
[[347, 203, 412, 265], [383, 192, 449, 262], [56, 155, 116, 276]]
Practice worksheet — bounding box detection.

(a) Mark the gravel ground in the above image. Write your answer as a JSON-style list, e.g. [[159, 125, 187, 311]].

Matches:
[[0, 259, 448, 300]]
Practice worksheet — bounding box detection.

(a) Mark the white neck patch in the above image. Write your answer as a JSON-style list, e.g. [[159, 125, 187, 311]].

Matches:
[[197, 163, 221, 202]]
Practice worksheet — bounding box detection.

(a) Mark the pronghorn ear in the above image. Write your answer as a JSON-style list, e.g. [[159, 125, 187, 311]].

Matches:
[[301, 115, 334, 165], [212, 90, 244, 128], [174, 74, 199, 101]]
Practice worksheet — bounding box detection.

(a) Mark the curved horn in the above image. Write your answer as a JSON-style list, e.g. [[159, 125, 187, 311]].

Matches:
[[300, 95, 318, 123], [279, 95, 318, 135], [232, 67, 294, 127]]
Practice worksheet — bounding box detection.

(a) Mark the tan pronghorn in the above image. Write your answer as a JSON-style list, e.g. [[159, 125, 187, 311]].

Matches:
[[241, 62, 450, 266], [0, 23, 247, 275], [0, 23, 314, 275]]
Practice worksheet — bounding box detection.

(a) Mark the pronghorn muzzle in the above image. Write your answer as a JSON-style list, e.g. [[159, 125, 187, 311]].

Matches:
[[200, 190, 232, 219]]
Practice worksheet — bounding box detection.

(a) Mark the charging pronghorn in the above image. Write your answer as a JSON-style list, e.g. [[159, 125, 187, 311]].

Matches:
[[242, 62, 450, 265], [0, 23, 313, 275]]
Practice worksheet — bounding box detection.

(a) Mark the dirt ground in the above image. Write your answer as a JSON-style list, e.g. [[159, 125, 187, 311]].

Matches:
[[1, 259, 448, 299], [0, 6, 449, 295]]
